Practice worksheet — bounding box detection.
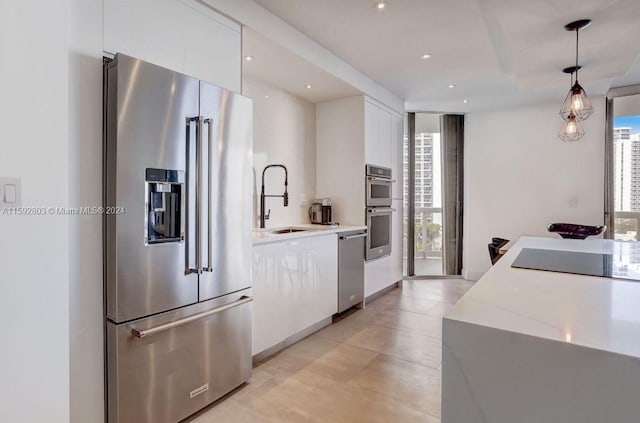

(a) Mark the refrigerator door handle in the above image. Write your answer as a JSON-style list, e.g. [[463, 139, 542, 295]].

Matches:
[[196, 116, 204, 274], [130, 296, 253, 338], [203, 117, 214, 272], [185, 116, 202, 275], [184, 116, 200, 275]]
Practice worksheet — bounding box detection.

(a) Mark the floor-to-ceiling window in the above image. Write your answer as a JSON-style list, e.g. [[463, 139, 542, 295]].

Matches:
[[404, 113, 463, 277], [610, 93, 640, 240], [404, 113, 443, 275]]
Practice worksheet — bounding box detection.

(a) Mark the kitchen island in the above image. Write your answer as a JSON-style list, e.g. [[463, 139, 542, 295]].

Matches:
[[442, 236, 640, 423]]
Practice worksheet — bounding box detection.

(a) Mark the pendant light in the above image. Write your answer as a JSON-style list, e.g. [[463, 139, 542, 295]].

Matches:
[[559, 19, 593, 121], [558, 68, 585, 141], [558, 111, 585, 142]]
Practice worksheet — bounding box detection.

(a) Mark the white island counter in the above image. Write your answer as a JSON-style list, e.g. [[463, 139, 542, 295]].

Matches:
[[442, 236, 640, 423]]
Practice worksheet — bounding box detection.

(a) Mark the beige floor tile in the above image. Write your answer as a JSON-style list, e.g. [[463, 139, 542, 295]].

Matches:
[[186, 278, 472, 423], [375, 308, 444, 338], [344, 324, 442, 368], [347, 354, 442, 419]]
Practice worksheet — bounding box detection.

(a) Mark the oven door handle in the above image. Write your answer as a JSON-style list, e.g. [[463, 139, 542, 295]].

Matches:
[[367, 208, 396, 213], [367, 176, 395, 183]]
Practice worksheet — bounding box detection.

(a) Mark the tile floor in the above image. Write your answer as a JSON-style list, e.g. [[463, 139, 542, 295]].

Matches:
[[187, 279, 475, 423]]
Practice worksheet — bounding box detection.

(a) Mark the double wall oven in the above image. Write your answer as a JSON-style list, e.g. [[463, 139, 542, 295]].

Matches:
[[365, 164, 394, 261]]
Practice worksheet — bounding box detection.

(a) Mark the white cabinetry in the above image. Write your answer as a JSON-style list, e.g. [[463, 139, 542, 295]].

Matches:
[[364, 100, 392, 168], [252, 234, 338, 356], [317, 96, 403, 297], [104, 0, 241, 92], [391, 114, 404, 200], [317, 96, 403, 225]]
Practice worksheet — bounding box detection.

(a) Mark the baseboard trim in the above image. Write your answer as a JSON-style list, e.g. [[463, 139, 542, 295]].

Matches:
[[252, 316, 333, 365], [365, 280, 400, 304]]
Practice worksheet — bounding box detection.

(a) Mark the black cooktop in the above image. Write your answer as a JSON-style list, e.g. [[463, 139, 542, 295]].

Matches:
[[511, 247, 640, 282]]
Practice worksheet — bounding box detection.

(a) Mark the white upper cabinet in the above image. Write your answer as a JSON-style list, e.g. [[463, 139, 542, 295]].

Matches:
[[364, 100, 392, 168], [104, 0, 241, 92], [391, 114, 404, 200]]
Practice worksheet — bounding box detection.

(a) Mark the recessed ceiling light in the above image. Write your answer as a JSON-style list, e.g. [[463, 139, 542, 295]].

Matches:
[[264, 95, 269, 99], [244, 55, 253, 61], [463, 99, 469, 103], [448, 84, 456, 88], [421, 53, 432, 60], [306, 84, 312, 89], [375, 1, 387, 10]]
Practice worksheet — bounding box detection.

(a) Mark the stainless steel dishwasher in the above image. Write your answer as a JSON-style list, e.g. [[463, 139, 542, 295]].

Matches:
[[338, 230, 367, 313]]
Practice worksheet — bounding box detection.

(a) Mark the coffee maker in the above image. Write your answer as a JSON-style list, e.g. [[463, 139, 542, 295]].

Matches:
[[309, 198, 334, 225]]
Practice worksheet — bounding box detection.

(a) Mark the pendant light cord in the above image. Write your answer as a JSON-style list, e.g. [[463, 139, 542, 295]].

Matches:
[[575, 28, 579, 82]]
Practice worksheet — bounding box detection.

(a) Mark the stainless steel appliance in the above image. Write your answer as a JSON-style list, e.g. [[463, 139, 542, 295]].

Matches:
[[104, 53, 253, 423], [338, 230, 367, 312], [366, 164, 393, 207], [366, 206, 394, 260], [309, 198, 333, 225], [365, 164, 394, 260]]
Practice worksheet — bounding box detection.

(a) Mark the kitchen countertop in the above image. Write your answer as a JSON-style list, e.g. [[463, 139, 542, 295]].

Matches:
[[252, 224, 367, 245], [441, 236, 640, 423], [446, 236, 640, 358]]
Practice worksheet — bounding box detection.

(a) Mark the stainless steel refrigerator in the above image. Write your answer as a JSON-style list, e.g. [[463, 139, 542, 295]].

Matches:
[[104, 53, 253, 423]]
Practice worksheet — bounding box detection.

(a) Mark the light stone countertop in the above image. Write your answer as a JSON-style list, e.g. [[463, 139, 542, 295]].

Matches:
[[446, 236, 640, 358], [252, 223, 367, 245]]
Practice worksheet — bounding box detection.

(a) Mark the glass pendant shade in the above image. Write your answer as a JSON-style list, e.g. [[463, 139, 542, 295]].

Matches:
[[559, 81, 593, 121], [558, 112, 585, 142]]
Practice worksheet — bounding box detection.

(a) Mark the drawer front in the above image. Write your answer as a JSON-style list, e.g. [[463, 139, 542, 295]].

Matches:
[[107, 290, 252, 423]]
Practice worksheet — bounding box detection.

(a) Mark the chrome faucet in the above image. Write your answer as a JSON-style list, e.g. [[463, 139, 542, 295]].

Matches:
[[260, 164, 288, 228]]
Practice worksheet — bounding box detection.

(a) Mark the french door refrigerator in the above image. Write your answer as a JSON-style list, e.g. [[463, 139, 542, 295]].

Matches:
[[104, 53, 253, 423]]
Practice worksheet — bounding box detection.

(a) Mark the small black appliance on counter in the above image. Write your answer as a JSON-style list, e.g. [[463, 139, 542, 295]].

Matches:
[[309, 198, 335, 225]]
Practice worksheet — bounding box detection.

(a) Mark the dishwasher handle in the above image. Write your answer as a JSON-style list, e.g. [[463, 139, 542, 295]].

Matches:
[[340, 233, 367, 241]]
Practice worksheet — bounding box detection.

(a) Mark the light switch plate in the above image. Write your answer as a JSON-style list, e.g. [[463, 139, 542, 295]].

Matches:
[[0, 177, 22, 207]]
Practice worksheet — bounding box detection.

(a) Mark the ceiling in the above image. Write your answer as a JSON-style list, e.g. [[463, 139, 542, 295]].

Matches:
[[245, 0, 640, 112], [242, 27, 362, 102]]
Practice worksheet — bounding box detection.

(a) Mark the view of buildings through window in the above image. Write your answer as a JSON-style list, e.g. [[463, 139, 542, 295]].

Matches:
[[614, 115, 640, 241], [403, 131, 443, 275]]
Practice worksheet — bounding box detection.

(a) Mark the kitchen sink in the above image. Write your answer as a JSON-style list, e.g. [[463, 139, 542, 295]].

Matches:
[[268, 228, 308, 234], [253, 226, 314, 235]]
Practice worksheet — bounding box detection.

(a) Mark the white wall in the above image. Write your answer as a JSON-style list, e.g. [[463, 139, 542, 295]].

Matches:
[[244, 77, 316, 227], [463, 98, 606, 280], [614, 93, 640, 117], [68, 0, 104, 422], [0, 1, 70, 422], [316, 96, 366, 226]]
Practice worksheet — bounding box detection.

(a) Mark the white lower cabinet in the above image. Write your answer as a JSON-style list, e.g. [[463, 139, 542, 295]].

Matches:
[[252, 234, 338, 356]]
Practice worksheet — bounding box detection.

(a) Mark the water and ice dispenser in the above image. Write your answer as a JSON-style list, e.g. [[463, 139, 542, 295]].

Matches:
[[145, 168, 184, 244]]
